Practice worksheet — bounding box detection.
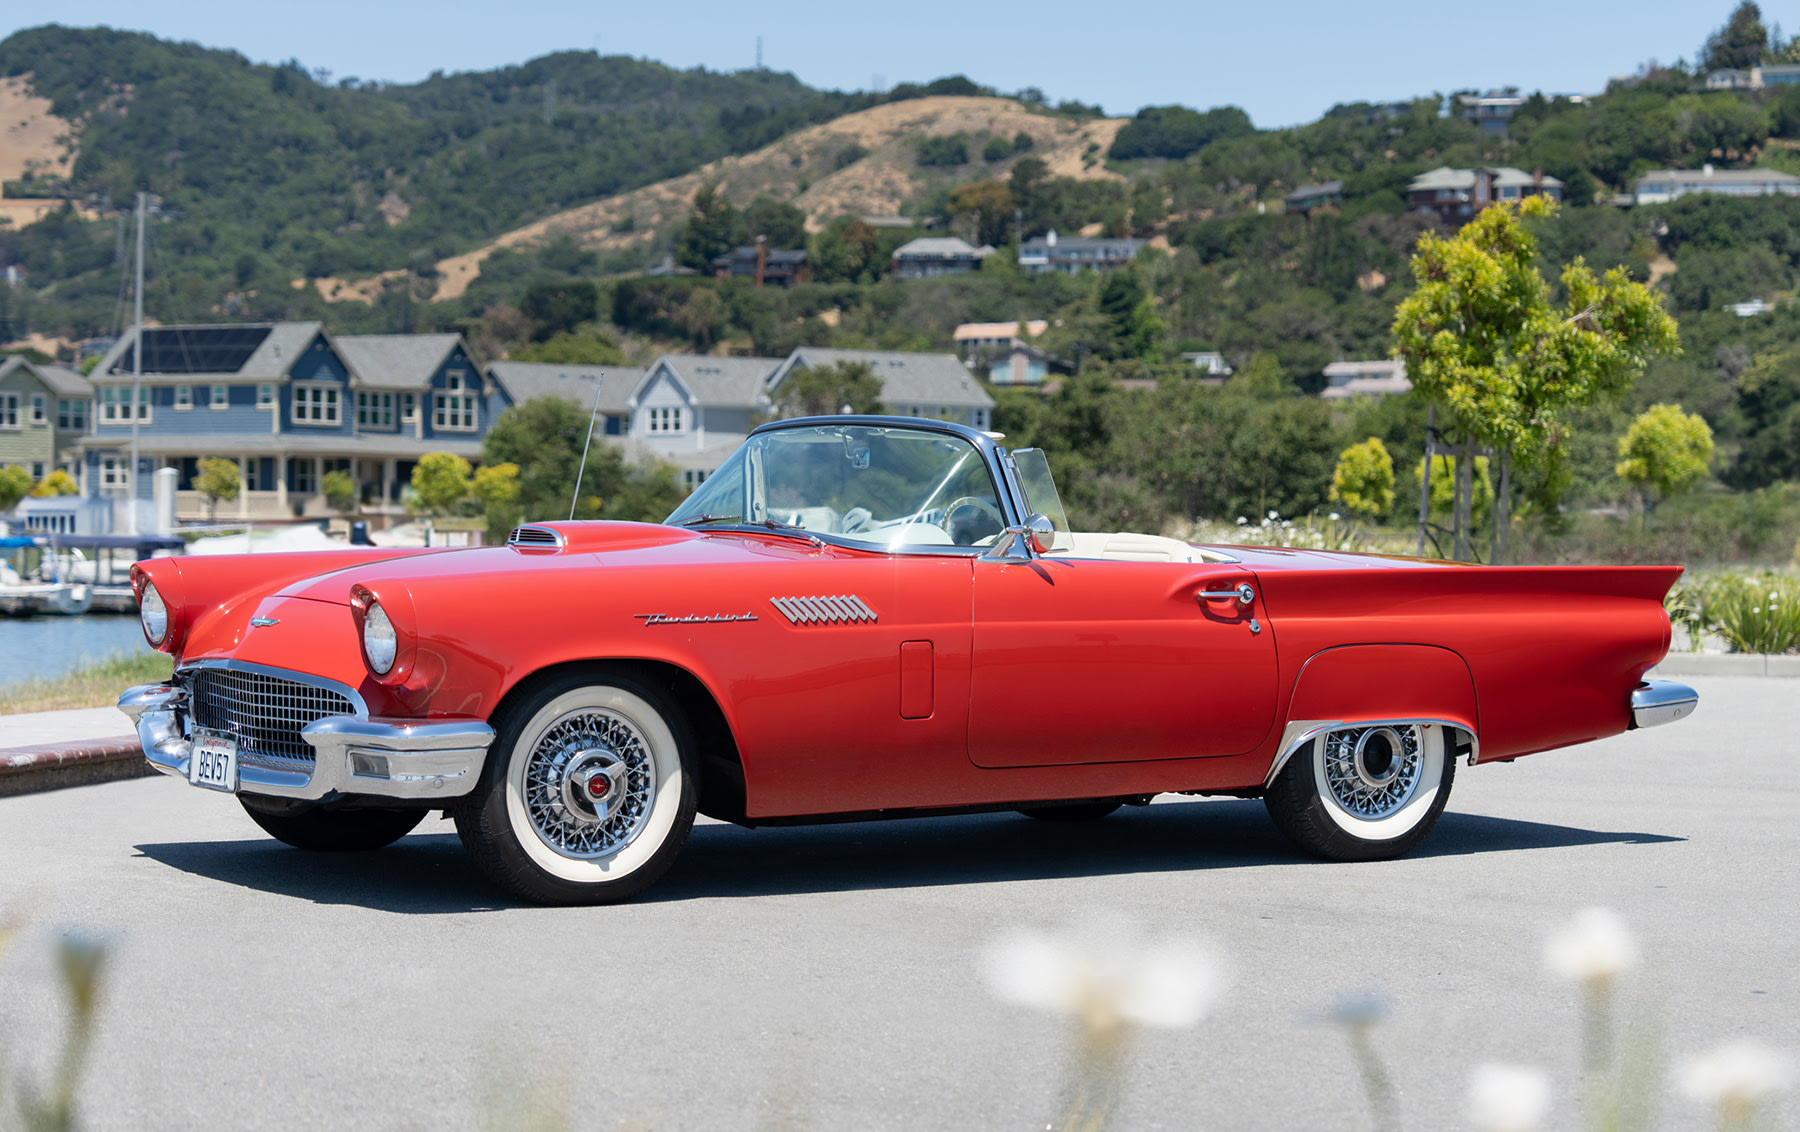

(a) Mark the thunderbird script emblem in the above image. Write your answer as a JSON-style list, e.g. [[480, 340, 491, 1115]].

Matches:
[[633, 611, 759, 626]]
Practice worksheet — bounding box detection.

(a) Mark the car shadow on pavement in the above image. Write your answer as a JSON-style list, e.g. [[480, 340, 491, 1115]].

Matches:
[[132, 801, 1682, 912]]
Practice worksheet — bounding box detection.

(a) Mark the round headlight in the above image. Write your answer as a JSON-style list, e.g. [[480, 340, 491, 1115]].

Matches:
[[362, 601, 398, 675], [140, 581, 169, 647]]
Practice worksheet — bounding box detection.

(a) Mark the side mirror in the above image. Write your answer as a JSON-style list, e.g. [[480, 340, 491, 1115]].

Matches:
[[1025, 514, 1056, 555]]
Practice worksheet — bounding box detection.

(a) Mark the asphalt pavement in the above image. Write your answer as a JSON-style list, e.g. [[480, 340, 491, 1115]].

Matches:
[[0, 674, 1793, 1131]]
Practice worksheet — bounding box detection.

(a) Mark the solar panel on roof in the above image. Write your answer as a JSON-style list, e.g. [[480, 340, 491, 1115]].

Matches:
[[114, 326, 273, 375]]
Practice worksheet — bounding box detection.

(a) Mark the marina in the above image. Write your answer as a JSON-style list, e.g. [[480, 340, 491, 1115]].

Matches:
[[0, 612, 152, 689]]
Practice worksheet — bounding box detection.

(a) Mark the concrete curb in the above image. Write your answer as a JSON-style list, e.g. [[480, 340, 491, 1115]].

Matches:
[[0, 737, 156, 798], [1650, 653, 1800, 678]]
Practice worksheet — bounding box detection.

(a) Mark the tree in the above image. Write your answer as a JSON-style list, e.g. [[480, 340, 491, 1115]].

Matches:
[[513, 329, 627, 365], [1108, 105, 1254, 160], [321, 469, 358, 513], [473, 461, 522, 540], [520, 280, 599, 341], [1330, 438, 1396, 522], [411, 452, 473, 515], [1390, 196, 1679, 561], [775, 361, 884, 417], [675, 184, 738, 270], [811, 216, 881, 283], [482, 396, 678, 523], [738, 195, 808, 249], [28, 469, 79, 497], [0, 465, 30, 512], [1615, 403, 1713, 517], [916, 133, 969, 167], [947, 180, 1015, 247], [1701, 1, 1769, 71], [195, 457, 241, 519]]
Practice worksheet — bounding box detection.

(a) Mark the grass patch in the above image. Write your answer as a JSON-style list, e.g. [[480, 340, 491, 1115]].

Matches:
[[0, 651, 173, 715]]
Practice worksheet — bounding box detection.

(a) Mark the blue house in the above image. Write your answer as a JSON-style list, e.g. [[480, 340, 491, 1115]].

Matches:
[[78, 322, 507, 523]]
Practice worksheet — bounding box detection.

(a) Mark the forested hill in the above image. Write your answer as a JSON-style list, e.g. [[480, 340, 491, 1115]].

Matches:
[[0, 25, 940, 294]]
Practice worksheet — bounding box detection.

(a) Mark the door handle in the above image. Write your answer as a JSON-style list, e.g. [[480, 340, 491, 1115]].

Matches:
[[1196, 582, 1255, 606]]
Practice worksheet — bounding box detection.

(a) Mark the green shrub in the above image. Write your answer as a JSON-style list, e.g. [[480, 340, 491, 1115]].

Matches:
[[1694, 571, 1800, 654]]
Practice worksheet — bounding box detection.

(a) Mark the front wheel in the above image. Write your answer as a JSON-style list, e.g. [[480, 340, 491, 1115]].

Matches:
[[1264, 723, 1455, 861], [454, 668, 697, 905], [240, 800, 426, 851]]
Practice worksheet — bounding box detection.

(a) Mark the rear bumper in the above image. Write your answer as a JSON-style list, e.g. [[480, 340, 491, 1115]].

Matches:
[[118, 681, 493, 803], [1630, 679, 1698, 729]]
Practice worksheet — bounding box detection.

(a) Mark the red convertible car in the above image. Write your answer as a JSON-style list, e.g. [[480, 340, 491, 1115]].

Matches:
[[121, 416, 1696, 904]]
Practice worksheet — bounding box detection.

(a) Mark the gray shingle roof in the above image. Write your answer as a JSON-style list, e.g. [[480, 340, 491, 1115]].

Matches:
[[91, 321, 326, 381], [643, 355, 783, 408], [1633, 167, 1800, 187], [1408, 166, 1564, 192], [771, 348, 995, 409], [333, 333, 464, 389], [892, 237, 993, 260], [0, 356, 92, 397], [487, 362, 641, 414]]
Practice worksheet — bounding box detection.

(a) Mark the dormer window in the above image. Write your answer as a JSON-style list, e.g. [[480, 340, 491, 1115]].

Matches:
[[647, 407, 684, 433]]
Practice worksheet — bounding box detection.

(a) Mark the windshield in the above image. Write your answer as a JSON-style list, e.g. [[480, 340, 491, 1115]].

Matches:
[[665, 425, 1006, 549]]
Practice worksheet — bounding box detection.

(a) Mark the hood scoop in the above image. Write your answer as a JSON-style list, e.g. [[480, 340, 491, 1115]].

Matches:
[[507, 521, 696, 555]]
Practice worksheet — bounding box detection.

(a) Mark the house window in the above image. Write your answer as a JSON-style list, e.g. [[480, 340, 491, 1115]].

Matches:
[[175, 385, 192, 410], [100, 386, 150, 423], [400, 393, 418, 423], [434, 387, 477, 431], [293, 385, 340, 424], [257, 384, 275, 409], [291, 458, 317, 495], [357, 391, 395, 428], [30, 394, 45, 424], [100, 456, 128, 490], [30, 462, 44, 479], [0, 393, 17, 428], [683, 469, 709, 490], [210, 383, 229, 410], [57, 399, 88, 429], [647, 407, 683, 433]]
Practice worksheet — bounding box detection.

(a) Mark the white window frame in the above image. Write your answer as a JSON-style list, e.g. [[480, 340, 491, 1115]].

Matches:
[[57, 399, 87, 430], [99, 386, 150, 424], [30, 461, 44, 479], [257, 383, 275, 409], [210, 383, 229, 411], [0, 393, 17, 429], [646, 406, 684, 434], [433, 390, 477, 431], [30, 394, 45, 424], [400, 393, 418, 424], [100, 456, 128, 490], [292, 384, 341, 425], [357, 391, 395, 428], [291, 457, 317, 495], [175, 384, 192, 410]]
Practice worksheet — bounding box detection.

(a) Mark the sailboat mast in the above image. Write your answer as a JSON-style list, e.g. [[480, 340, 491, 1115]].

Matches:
[[130, 191, 145, 535]]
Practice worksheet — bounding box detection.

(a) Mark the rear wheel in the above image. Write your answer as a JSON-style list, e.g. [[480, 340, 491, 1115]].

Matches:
[[240, 800, 425, 851], [454, 668, 697, 905], [1264, 723, 1455, 861]]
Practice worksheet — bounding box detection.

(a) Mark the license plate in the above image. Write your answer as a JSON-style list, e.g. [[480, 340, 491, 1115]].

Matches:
[[189, 732, 239, 793]]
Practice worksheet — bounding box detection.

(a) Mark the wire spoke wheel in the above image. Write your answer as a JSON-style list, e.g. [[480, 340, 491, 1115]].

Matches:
[[1265, 721, 1456, 861], [1319, 725, 1423, 820], [523, 710, 657, 859]]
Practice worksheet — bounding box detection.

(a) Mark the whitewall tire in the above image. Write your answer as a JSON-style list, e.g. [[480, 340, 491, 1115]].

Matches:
[[1264, 723, 1456, 861]]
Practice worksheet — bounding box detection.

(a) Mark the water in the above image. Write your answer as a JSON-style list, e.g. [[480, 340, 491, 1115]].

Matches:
[[0, 615, 153, 688]]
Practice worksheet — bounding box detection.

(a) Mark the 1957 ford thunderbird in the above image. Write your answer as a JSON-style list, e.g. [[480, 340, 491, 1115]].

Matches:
[[120, 416, 1698, 904]]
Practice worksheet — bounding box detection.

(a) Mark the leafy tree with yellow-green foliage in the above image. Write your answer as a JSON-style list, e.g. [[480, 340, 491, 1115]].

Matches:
[[1391, 196, 1679, 561], [1329, 438, 1395, 522], [1616, 404, 1713, 519], [195, 457, 241, 519], [0, 465, 31, 512], [410, 452, 473, 515]]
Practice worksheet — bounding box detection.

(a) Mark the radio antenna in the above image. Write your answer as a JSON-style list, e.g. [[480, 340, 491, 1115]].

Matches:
[[570, 377, 604, 521]]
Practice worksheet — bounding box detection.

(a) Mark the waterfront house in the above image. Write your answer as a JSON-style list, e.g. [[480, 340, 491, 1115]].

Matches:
[[766, 348, 995, 430], [0, 355, 91, 483], [624, 355, 783, 491], [77, 322, 505, 525], [953, 321, 1048, 358], [487, 362, 643, 438]]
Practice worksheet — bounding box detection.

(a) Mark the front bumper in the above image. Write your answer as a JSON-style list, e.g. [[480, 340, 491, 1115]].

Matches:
[[1630, 679, 1698, 729], [119, 681, 493, 803]]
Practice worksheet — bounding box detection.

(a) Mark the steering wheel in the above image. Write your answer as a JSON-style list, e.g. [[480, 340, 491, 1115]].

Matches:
[[840, 506, 873, 534], [944, 496, 1005, 546]]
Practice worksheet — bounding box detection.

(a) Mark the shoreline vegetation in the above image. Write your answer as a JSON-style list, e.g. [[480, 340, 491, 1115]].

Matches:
[[0, 651, 171, 716]]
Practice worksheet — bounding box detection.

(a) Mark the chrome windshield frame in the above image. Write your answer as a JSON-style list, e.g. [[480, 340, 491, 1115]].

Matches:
[[672, 415, 1030, 557]]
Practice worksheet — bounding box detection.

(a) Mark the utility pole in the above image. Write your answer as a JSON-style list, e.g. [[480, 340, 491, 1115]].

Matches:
[[130, 190, 145, 535], [756, 36, 762, 69]]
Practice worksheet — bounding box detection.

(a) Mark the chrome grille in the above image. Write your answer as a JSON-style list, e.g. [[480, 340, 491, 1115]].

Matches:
[[187, 668, 356, 769]]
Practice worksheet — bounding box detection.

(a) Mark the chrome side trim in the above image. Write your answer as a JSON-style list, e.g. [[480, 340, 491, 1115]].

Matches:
[[770, 595, 878, 625], [1630, 679, 1698, 729], [1263, 717, 1480, 788]]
